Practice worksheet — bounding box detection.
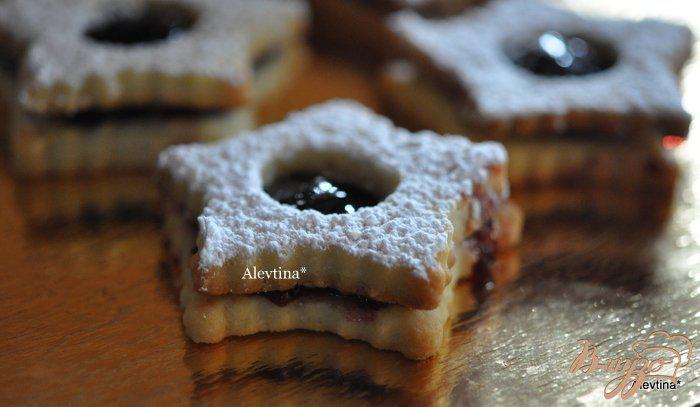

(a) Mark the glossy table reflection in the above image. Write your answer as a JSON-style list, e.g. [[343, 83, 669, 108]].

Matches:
[[1, 1, 700, 405]]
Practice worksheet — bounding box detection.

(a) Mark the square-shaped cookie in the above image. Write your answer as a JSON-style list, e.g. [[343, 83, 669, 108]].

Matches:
[[0, 0, 308, 114], [158, 100, 522, 359]]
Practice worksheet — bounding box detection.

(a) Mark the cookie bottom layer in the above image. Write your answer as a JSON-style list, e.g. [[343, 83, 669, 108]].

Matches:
[[10, 108, 253, 178], [378, 64, 679, 191], [180, 271, 464, 360], [166, 209, 474, 360]]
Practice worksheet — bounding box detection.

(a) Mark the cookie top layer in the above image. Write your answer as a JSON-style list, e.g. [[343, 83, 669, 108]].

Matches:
[[389, 0, 692, 132], [159, 100, 507, 308], [0, 0, 307, 113]]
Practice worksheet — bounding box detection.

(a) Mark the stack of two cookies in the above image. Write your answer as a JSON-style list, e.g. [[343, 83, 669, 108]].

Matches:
[[159, 101, 522, 359], [377, 0, 693, 222], [0, 0, 308, 226], [312, 0, 694, 222]]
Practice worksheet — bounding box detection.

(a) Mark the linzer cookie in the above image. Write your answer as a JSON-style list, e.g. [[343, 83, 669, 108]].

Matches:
[[379, 0, 691, 212], [381, 0, 693, 139], [158, 101, 522, 359], [0, 0, 309, 224], [0, 0, 308, 114]]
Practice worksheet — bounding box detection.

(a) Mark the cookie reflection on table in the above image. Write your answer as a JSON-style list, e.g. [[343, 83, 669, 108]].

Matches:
[[517, 211, 666, 298], [452, 249, 521, 327], [13, 174, 155, 230], [511, 185, 677, 228], [184, 331, 442, 405]]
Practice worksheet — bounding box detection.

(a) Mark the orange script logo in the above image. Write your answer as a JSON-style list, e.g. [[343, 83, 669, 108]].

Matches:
[[569, 330, 693, 400]]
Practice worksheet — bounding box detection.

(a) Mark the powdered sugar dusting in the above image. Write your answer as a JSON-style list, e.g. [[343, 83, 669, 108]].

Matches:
[[158, 100, 507, 280], [0, 0, 307, 108], [389, 0, 692, 123]]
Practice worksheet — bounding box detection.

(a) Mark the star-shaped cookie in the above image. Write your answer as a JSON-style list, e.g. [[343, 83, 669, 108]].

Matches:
[[388, 0, 693, 137], [0, 0, 307, 113], [158, 100, 509, 310]]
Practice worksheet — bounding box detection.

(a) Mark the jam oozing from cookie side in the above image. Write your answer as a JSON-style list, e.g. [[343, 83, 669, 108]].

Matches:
[[86, 3, 197, 45], [263, 287, 387, 322], [265, 287, 387, 308], [265, 172, 381, 215], [256, 220, 501, 319], [511, 31, 615, 76]]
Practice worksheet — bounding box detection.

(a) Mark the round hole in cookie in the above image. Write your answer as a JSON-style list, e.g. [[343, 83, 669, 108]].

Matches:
[[506, 31, 617, 77], [263, 151, 400, 215], [85, 2, 198, 45]]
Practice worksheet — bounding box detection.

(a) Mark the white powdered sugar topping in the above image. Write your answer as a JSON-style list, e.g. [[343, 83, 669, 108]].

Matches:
[[389, 0, 692, 122], [0, 0, 307, 104], [158, 100, 507, 280]]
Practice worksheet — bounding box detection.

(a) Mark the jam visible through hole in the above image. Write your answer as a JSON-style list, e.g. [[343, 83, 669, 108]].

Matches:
[[86, 2, 197, 45], [510, 31, 616, 76], [265, 172, 382, 215]]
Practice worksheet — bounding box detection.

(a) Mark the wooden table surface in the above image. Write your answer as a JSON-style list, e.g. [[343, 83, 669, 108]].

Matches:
[[1, 2, 700, 406]]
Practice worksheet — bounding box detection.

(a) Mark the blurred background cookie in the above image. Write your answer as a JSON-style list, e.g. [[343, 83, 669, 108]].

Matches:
[[378, 0, 692, 222], [0, 0, 310, 226]]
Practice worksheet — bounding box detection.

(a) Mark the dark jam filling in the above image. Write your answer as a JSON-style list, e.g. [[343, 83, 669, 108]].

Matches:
[[263, 287, 386, 310], [258, 221, 499, 317], [262, 287, 387, 322], [469, 219, 497, 305], [510, 31, 615, 76], [265, 172, 381, 215], [0, 52, 17, 75], [85, 3, 197, 45], [49, 106, 225, 126]]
